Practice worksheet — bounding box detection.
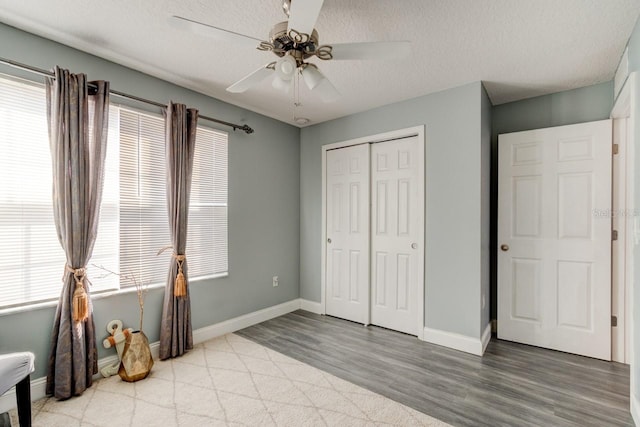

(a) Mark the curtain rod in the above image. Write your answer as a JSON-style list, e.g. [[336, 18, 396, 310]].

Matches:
[[0, 56, 254, 134]]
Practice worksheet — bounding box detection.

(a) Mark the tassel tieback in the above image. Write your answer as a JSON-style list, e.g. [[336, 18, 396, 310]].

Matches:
[[65, 265, 89, 322], [173, 254, 187, 297]]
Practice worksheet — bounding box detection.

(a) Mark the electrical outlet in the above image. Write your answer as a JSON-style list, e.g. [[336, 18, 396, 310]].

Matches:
[[272, 276, 279, 287]]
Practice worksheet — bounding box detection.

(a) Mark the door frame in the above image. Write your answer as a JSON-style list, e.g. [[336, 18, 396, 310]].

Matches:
[[610, 73, 635, 366], [321, 125, 426, 340]]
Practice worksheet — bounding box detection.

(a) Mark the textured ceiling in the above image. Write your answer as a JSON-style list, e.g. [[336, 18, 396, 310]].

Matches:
[[0, 0, 639, 126]]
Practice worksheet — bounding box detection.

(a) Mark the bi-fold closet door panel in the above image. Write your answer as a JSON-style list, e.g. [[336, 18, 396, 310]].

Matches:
[[326, 144, 370, 324], [326, 136, 423, 336], [370, 137, 423, 336]]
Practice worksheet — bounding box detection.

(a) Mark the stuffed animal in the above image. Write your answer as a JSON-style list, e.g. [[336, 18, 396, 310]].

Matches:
[[100, 320, 133, 378]]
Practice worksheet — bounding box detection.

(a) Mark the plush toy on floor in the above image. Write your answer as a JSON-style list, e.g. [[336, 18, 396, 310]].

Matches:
[[101, 319, 132, 378]]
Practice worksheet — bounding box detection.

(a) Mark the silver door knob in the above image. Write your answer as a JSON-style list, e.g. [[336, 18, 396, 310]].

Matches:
[[501, 244, 509, 251], [411, 243, 417, 249], [327, 238, 332, 244]]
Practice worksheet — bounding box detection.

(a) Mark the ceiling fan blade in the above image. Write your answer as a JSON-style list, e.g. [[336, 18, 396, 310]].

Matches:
[[170, 16, 262, 50], [314, 77, 340, 103], [329, 41, 411, 60], [272, 76, 293, 94], [287, 0, 324, 36], [226, 64, 274, 93]]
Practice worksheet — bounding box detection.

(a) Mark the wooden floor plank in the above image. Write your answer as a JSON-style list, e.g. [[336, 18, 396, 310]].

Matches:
[[237, 310, 633, 427]]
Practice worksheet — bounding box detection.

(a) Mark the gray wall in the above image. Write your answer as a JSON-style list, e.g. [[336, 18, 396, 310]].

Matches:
[[0, 23, 300, 378], [492, 82, 614, 136], [628, 16, 640, 77], [480, 85, 492, 331], [300, 82, 489, 339], [490, 82, 614, 321]]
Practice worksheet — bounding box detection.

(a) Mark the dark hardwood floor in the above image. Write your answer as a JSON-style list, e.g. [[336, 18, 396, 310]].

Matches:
[[237, 310, 632, 427]]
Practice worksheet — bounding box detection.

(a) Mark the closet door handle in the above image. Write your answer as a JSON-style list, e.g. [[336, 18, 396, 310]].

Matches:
[[411, 243, 417, 249], [327, 238, 332, 244]]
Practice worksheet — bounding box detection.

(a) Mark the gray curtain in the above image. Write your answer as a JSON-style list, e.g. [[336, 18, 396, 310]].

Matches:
[[159, 102, 197, 360], [45, 66, 109, 399]]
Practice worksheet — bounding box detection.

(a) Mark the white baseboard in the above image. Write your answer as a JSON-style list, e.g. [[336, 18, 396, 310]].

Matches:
[[0, 298, 302, 414], [481, 322, 492, 355], [423, 325, 488, 356], [632, 393, 640, 426], [192, 299, 301, 344], [299, 298, 323, 314]]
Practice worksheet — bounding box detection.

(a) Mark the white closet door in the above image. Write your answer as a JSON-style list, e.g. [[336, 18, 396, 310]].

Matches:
[[326, 144, 370, 324], [497, 120, 612, 360], [370, 136, 424, 335]]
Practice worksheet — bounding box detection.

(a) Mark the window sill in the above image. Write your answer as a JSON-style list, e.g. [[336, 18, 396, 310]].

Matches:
[[0, 272, 229, 318]]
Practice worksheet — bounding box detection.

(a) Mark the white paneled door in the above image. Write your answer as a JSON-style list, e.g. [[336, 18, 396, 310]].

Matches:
[[370, 136, 424, 335], [498, 120, 612, 360], [326, 144, 370, 324]]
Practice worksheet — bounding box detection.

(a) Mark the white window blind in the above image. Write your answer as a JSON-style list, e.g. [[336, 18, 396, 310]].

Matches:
[[189, 127, 228, 277], [0, 76, 119, 308], [116, 109, 171, 287], [85, 102, 120, 292], [0, 75, 228, 309], [113, 109, 229, 287]]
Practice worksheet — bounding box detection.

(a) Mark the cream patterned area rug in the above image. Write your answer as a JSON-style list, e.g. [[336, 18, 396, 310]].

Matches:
[[12, 334, 450, 426]]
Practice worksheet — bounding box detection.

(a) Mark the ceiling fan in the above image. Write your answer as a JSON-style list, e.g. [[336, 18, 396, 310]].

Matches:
[[170, 0, 411, 103]]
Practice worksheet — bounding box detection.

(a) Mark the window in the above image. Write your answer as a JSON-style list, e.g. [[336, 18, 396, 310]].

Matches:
[[116, 109, 170, 288], [115, 109, 229, 287], [189, 125, 229, 278], [0, 76, 72, 306], [0, 75, 228, 309]]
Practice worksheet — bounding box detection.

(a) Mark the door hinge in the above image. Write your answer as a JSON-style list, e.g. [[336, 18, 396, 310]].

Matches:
[[613, 143, 619, 155], [612, 315, 618, 327], [613, 230, 618, 241]]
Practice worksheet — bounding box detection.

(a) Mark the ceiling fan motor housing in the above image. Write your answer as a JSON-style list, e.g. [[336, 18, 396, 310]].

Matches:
[[269, 21, 319, 62]]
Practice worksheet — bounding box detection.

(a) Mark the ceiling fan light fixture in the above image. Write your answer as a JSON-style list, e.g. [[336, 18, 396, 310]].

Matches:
[[301, 64, 325, 90], [275, 55, 297, 81]]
